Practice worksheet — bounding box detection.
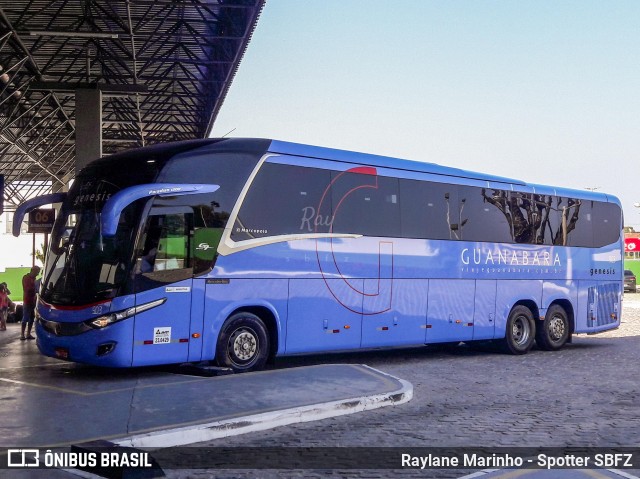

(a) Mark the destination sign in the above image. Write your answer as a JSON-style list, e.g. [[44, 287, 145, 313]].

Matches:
[[28, 208, 56, 234]]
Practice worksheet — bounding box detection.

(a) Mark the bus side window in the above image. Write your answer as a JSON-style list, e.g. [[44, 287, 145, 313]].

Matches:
[[135, 208, 194, 290], [593, 202, 622, 247], [457, 186, 512, 243], [399, 179, 459, 240], [231, 163, 332, 240], [153, 214, 190, 271], [330, 172, 400, 238], [137, 222, 162, 273]]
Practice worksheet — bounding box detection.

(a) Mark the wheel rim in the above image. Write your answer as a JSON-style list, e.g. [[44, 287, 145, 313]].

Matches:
[[548, 314, 566, 342], [229, 327, 258, 365], [512, 315, 531, 346]]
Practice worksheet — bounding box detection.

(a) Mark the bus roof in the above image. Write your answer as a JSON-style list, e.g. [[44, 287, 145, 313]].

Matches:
[[267, 139, 526, 186], [83, 137, 618, 205], [266, 139, 617, 204]]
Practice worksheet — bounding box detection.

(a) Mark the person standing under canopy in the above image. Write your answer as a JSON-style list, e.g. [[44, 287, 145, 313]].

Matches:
[[21, 265, 41, 341]]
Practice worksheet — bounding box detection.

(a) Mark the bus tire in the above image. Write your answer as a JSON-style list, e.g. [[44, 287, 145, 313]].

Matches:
[[502, 305, 535, 355], [216, 312, 269, 373], [536, 304, 570, 351]]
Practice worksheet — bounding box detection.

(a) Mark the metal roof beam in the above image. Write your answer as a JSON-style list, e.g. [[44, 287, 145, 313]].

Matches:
[[22, 30, 122, 39], [29, 81, 147, 94]]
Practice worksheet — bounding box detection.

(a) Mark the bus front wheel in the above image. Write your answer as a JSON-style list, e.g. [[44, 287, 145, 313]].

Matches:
[[216, 312, 269, 373], [502, 305, 535, 355], [536, 304, 570, 351]]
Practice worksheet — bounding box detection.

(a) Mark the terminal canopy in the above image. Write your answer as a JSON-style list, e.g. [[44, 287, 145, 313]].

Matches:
[[0, 0, 264, 208]]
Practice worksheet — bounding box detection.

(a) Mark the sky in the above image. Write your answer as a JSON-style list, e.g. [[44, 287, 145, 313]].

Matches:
[[211, 0, 640, 229]]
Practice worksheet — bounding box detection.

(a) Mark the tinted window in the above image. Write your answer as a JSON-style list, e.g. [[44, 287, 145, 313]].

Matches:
[[191, 202, 227, 274], [234, 164, 402, 240], [508, 191, 544, 244], [538, 195, 562, 246], [230, 161, 622, 248], [134, 207, 195, 291], [457, 187, 512, 243], [41, 202, 142, 305], [550, 197, 586, 246], [232, 163, 332, 241], [400, 180, 459, 240], [134, 194, 228, 292], [330, 170, 400, 237], [592, 202, 621, 247], [562, 198, 593, 247], [160, 151, 258, 222]]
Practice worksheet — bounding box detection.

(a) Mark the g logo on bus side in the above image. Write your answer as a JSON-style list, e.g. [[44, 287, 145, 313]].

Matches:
[[315, 166, 394, 316]]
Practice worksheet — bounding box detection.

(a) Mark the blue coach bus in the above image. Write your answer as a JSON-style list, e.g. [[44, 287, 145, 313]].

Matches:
[[14, 138, 623, 371]]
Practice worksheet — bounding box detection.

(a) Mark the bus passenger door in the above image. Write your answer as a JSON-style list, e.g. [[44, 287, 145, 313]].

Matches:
[[132, 207, 200, 366]]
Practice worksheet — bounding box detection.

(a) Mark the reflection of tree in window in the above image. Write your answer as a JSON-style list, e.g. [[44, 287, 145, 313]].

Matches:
[[481, 190, 582, 246], [210, 201, 230, 228], [480, 190, 548, 244], [554, 198, 582, 246], [458, 187, 517, 243], [444, 192, 461, 240], [163, 215, 186, 236]]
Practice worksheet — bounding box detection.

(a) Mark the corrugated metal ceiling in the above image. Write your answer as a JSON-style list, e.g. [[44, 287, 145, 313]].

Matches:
[[0, 0, 264, 208]]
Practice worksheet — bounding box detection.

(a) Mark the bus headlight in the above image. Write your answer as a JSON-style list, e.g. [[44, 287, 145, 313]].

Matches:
[[85, 298, 167, 329], [89, 310, 131, 329]]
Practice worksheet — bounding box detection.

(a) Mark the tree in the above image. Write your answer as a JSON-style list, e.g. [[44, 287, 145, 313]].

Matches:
[[32, 243, 45, 265]]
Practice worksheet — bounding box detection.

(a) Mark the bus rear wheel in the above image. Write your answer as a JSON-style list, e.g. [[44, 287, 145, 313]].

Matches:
[[502, 305, 535, 355], [216, 312, 269, 373], [536, 304, 570, 351]]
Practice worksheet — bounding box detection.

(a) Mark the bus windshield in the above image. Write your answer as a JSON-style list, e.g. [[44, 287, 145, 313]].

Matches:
[[38, 143, 263, 307], [41, 201, 141, 306]]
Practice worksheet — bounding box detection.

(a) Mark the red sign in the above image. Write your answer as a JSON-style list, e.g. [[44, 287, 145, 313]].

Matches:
[[625, 238, 640, 252]]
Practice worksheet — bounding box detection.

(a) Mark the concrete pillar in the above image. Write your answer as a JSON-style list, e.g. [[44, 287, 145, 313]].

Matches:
[[75, 88, 102, 171]]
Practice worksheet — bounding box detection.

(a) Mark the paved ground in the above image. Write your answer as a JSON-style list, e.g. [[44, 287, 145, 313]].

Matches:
[[0, 327, 410, 450], [170, 293, 640, 479]]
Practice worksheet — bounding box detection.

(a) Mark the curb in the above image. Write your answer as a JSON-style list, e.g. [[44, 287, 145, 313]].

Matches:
[[114, 365, 413, 448]]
